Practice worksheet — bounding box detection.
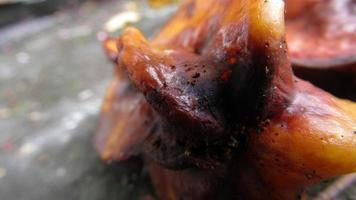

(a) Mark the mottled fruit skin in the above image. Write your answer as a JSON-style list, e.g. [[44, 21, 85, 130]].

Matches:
[[286, 0, 356, 67], [95, 0, 356, 199], [285, 0, 356, 100]]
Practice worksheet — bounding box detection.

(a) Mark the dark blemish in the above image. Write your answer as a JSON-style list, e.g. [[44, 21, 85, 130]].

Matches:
[[184, 64, 188, 67], [203, 70, 207, 73], [170, 65, 176, 70], [192, 73, 200, 78], [202, 64, 206, 68], [274, 132, 279, 136], [163, 82, 167, 88], [271, 139, 276, 144], [187, 80, 195, 86], [353, 131, 356, 134], [185, 67, 193, 72], [153, 139, 161, 148]]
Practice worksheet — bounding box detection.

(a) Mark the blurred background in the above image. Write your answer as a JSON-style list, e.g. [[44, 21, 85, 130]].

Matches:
[[0, 0, 354, 200], [0, 1, 177, 199]]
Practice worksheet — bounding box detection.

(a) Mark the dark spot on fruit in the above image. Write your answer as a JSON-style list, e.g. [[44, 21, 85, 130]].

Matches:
[[153, 139, 161, 148], [186, 67, 193, 72], [192, 73, 200, 78]]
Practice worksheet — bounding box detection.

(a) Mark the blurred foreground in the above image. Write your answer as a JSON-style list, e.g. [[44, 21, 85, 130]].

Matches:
[[0, 1, 175, 199]]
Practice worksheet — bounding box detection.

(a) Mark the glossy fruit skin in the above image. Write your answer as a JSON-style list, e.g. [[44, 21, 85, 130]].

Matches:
[[95, 0, 356, 199], [148, 80, 356, 200]]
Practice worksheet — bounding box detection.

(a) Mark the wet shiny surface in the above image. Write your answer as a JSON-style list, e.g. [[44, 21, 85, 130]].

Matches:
[[0, 0, 355, 199], [98, 0, 356, 199], [106, 0, 295, 172]]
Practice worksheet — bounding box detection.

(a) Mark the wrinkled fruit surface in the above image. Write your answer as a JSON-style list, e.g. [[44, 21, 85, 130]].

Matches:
[[96, 0, 356, 199]]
